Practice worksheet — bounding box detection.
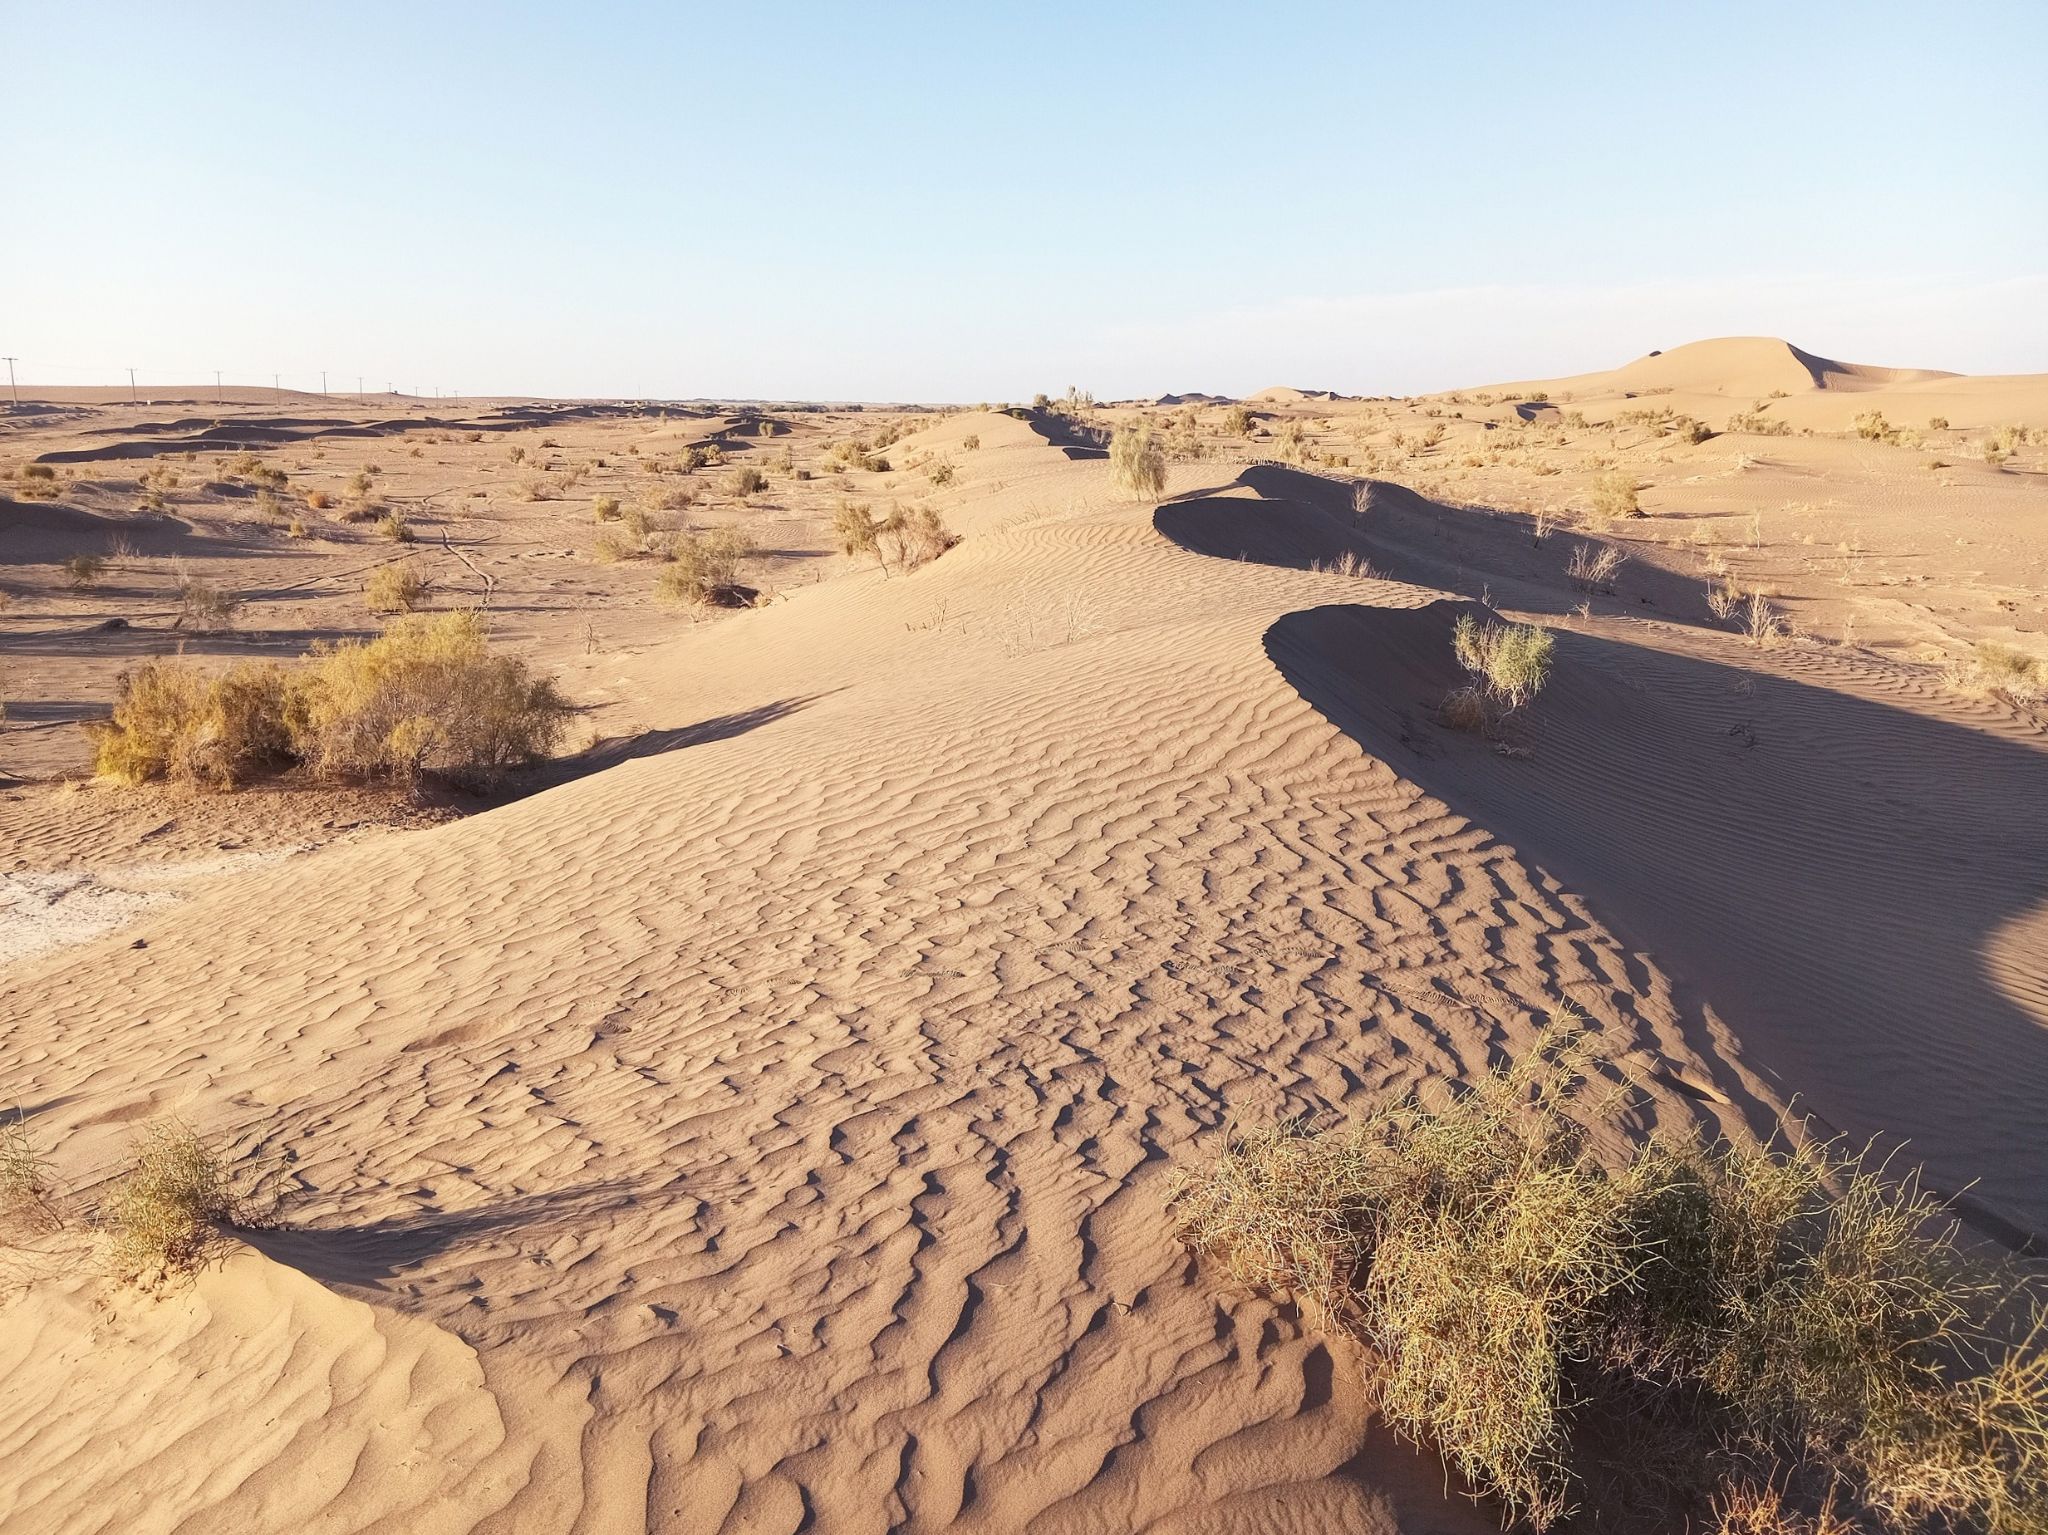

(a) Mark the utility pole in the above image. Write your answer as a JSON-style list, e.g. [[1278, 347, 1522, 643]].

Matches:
[[127, 367, 137, 401], [357, 375, 364, 397], [3, 357, 17, 405], [273, 373, 281, 403], [321, 370, 327, 396], [214, 369, 222, 404]]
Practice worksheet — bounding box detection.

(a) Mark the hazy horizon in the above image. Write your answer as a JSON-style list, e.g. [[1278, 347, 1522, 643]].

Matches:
[[8, 0, 2044, 400]]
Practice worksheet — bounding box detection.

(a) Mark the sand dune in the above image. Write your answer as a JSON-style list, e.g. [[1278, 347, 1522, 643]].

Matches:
[[2, 356, 2044, 1530]]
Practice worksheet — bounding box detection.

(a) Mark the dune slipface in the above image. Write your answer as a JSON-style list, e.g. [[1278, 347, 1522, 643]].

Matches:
[[2, 364, 2044, 1532]]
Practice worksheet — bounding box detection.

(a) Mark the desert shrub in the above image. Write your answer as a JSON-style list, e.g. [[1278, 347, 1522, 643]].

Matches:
[[1590, 470, 1640, 520], [1927, 416, 1950, 431], [835, 500, 881, 562], [1449, 613, 1554, 727], [1109, 422, 1167, 499], [1983, 439, 2012, 468], [1172, 1029, 2048, 1533], [1943, 642, 2045, 703], [286, 516, 309, 539], [880, 503, 955, 571], [1707, 578, 1743, 622], [90, 659, 294, 788], [14, 462, 60, 499], [1566, 541, 1625, 595], [365, 562, 426, 614], [1, 1110, 56, 1222], [1855, 411, 1895, 443], [64, 552, 108, 588], [724, 465, 766, 498], [92, 614, 565, 790], [926, 457, 956, 486], [1727, 410, 1792, 436], [376, 511, 415, 543], [174, 567, 241, 630], [100, 1119, 240, 1282], [292, 611, 568, 788], [593, 494, 623, 521], [1222, 405, 1253, 436], [1743, 592, 1783, 649], [658, 526, 756, 606], [961, 433, 980, 451]]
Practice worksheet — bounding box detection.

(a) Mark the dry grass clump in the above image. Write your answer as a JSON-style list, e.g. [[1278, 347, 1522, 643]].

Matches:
[[1171, 1030, 2048, 1533], [2, 1110, 57, 1224], [1566, 541, 1625, 595], [1109, 422, 1167, 499], [1943, 642, 2045, 704], [1446, 612, 1554, 730], [724, 465, 768, 498], [13, 462, 62, 499], [365, 562, 426, 614], [99, 1119, 240, 1283], [592, 493, 623, 522], [1743, 591, 1784, 649], [91, 611, 567, 791]]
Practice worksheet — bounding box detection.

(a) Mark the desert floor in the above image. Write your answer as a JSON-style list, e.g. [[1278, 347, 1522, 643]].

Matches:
[[1, 337, 2044, 1532]]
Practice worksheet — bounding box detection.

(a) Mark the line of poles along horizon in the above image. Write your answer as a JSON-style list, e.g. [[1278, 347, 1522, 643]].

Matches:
[[0, 358, 467, 406]]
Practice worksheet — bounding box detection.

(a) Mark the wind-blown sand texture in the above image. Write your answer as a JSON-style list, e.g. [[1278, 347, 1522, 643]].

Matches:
[[2, 344, 2044, 1531]]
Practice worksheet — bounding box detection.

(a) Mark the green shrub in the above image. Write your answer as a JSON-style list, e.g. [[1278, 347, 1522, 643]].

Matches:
[[1450, 613, 1554, 724], [1172, 1029, 2048, 1532]]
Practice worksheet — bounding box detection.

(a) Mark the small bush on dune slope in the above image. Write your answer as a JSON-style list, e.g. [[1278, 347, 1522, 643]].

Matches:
[[1109, 421, 1167, 500], [90, 610, 568, 791], [1945, 643, 2045, 706], [1171, 1027, 2048, 1532], [99, 1118, 242, 1283], [1445, 612, 1553, 730]]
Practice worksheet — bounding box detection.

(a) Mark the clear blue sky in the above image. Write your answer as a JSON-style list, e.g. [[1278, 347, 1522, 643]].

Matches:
[[7, 1, 2043, 400]]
